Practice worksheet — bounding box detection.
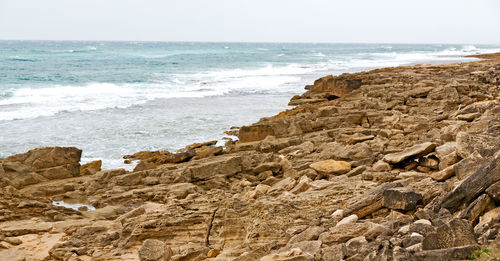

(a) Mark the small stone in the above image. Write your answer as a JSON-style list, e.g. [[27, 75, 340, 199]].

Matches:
[[409, 220, 434, 236], [372, 160, 391, 172], [138, 239, 166, 261], [431, 165, 455, 181], [207, 249, 220, 258], [335, 214, 358, 227]]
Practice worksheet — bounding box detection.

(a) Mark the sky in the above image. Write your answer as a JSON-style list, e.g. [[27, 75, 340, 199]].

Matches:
[[0, 0, 499, 43]]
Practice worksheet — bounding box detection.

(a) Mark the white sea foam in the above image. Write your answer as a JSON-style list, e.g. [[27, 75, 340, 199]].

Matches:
[[0, 64, 307, 121], [2, 46, 500, 122]]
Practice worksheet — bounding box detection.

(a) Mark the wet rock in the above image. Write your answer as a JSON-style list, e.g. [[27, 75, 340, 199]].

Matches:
[[309, 160, 351, 176], [383, 142, 436, 164], [383, 187, 422, 211]]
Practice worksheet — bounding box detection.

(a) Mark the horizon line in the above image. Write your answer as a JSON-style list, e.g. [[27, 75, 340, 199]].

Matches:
[[1, 39, 499, 45]]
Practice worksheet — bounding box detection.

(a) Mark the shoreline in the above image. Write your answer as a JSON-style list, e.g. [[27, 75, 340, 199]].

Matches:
[[1, 53, 499, 260]]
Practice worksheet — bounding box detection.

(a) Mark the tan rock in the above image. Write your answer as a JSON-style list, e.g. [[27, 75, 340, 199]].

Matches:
[[309, 160, 351, 175], [80, 160, 102, 176], [138, 239, 170, 261], [383, 142, 436, 164]]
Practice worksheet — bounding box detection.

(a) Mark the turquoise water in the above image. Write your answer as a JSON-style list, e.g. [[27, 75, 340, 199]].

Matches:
[[1, 41, 499, 169]]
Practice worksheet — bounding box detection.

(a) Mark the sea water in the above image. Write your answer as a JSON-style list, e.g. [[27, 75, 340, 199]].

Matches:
[[1, 41, 499, 169]]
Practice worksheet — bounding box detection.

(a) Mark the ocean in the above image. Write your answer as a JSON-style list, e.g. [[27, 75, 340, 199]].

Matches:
[[1, 41, 499, 169]]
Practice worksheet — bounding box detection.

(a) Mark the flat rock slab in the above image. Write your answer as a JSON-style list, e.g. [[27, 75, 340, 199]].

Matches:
[[383, 142, 436, 164], [0, 219, 53, 237]]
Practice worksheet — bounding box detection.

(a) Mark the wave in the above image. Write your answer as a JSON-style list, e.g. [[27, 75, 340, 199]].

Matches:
[[339, 45, 500, 69], [192, 63, 324, 79], [0, 67, 304, 121]]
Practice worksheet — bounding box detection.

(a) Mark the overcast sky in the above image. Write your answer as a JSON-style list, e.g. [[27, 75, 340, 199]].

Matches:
[[0, 0, 499, 43]]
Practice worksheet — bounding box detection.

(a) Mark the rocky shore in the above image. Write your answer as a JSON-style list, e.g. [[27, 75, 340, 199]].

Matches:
[[1, 53, 499, 261]]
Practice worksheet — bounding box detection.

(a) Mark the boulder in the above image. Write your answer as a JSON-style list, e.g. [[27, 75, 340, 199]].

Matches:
[[309, 160, 351, 175], [383, 187, 422, 211], [383, 142, 436, 164]]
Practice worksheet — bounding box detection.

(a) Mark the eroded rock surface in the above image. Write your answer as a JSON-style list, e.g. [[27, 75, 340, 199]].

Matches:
[[1, 53, 500, 260]]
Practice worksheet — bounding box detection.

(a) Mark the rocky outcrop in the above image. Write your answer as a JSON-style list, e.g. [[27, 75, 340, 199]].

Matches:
[[0, 147, 82, 189], [1, 53, 500, 260]]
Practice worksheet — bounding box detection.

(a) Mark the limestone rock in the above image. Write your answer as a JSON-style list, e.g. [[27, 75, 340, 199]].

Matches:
[[441, 150, 500, 212], [309, 160, 351, 175], [383, 142, 436, 164], [454, 151, 485, 180], [138, 239, 171, 261], [422, 219, 476, 250], [238, 124, 275, 143], [80, 160, 102, 176], [486, 180, 500, 203], [455, 131, 499, 158], [383, 187, 422, 211]]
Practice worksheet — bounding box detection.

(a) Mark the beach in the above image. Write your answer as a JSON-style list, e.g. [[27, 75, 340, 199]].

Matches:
[[2, 42, 499, 169], [0, 52, 499, 260]]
